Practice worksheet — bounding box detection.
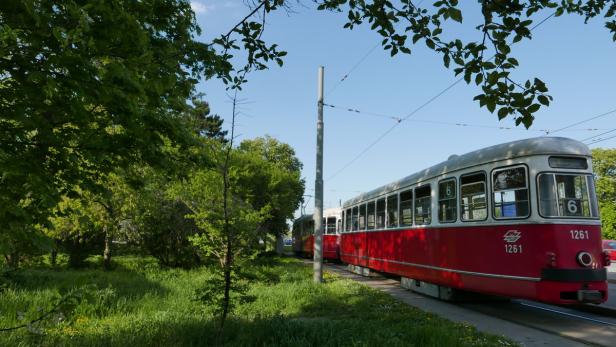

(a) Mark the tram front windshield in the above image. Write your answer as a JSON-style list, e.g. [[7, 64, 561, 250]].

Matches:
[[538, 173, 599, 218]]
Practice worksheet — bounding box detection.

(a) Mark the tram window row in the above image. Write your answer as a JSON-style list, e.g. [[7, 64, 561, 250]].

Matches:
[[294, 216, 340, 237], [341, 163, 599, 233]]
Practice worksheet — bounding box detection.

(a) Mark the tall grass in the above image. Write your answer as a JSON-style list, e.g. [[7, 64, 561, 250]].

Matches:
[[0, 256, 516, 346]]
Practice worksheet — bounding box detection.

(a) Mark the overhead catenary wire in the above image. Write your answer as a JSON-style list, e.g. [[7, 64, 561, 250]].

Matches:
[[305, 187, 363, 193], [326, 122, 401, 182], [325, 102, 609, 134], [325, 11, 557, 183], [584, 133, 616, 146], [325, 42, 381, 97], [580, 127, 616, 142], [547, 108, 616, 135], [325, 0, 429, 97], [323, 103, 402, 122]]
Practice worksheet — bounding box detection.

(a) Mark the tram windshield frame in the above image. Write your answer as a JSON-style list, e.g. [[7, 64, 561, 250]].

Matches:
[[537, 172, 599, 219]]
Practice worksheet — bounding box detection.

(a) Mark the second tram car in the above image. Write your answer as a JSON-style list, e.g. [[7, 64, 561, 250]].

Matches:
[[292, 208, 341, 259], [339, 137, 610, 305]]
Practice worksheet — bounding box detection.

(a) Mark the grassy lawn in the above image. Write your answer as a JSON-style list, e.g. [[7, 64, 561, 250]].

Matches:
[[0, 256, 516, 346]]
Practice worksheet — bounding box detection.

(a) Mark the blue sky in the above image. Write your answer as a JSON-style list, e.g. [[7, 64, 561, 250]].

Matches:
[[190, 1, 616, 215]]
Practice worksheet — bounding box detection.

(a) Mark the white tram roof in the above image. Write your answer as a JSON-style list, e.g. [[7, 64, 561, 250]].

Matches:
[[343, 137, 590, 208], [294, 207, 342, 223]]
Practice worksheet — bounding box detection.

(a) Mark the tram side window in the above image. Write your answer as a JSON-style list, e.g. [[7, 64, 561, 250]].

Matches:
[[414, 185, 432, 225], [367, 201, 376, 230], [337, 219, 341, 233], [438, 179, 457, 223], [399, 190, 413, 226], [376, 198, 386, 229], [461, 172, 487, 221], [292, 222, 299, 240], [538, 173, 598, 218], [345, 209, 352, 232], [359, 203, 367, 230], [352, 206, 359, 231], [493, 166, 529, 219], [304, 220, 314, 236], [327, 217, 337, 234], [387, 194, 399, 228]]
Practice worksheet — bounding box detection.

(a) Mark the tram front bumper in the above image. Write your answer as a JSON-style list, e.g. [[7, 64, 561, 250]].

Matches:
[[577, 290, 603, 304]]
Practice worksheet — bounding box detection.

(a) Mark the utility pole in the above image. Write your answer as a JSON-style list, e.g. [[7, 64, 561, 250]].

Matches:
[[313, 66, 324, 283]]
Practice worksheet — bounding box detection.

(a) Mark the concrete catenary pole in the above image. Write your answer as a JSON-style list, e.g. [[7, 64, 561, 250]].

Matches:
[[313, 66, 324, 283]]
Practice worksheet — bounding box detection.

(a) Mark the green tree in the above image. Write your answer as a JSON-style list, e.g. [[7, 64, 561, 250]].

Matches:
[[45, 193, 106, 268], [0, 0, 202, 256], [238, 136, 305, 245], [175, 141, 271, 325], [44, 169, 137, 269], [90, 171, 138, 270], [601, 206, 616, 240], [592, 148, 616, 239], [186, 94, 228, 142], [0, 0, 285, 258], [131, 95, 232, 268], [132, 166, 202, 268]]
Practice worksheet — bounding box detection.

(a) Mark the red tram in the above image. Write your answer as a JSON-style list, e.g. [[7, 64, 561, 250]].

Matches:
[[339, 137, 609, 304], [292, 208, 341, 259]]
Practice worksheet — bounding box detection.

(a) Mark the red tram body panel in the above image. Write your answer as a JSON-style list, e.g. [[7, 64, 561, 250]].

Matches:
[[292, 208, 341, 260], [323, 234, 339, 259], [340, 224, 606, 304], [302, 234, 314, 257], [338, 137, 609, 305]]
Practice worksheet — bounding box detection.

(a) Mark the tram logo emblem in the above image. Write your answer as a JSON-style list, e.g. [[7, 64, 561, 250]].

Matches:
[[503, 230, 521, 243]]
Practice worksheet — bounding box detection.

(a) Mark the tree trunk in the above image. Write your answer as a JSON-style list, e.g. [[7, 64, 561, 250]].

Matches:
[[276, 234, 284, 255], [103, 228, 112, 271], [5, 251, 19, 269], [220, 237, 232, 328], [50, 248, 57, 267], [67, 239, 86, 268]]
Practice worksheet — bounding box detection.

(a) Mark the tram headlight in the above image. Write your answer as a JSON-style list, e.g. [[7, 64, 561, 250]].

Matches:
[[576, 251, 593, 267]]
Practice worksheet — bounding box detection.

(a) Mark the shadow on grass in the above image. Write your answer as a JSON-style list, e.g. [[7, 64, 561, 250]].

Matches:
[[9, 264, 169, 302]]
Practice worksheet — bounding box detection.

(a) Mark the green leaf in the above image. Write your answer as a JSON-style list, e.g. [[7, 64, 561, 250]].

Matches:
[[534, 78, 548, 93], [486, 98, 496, 113], [498, 107, 509, 119], [487, 72, 498, 85], [521, 114, 534, 129], [528, 103, 541, 113], [464, 71, 471, 83], [555, 7, 564, 17], [448, 8, 463, 23], [443, 54, 450, 68], [475, 73, 483, 85]]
